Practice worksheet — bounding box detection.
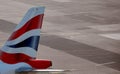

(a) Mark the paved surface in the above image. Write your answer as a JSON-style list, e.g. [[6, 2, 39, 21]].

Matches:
[[0, 0, 120, 74]]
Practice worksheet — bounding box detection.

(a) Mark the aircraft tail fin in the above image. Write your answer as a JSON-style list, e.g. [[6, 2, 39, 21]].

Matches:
[[0, 7, 52, 69]]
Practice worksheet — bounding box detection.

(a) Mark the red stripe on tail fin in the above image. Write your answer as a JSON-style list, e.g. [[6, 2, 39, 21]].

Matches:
[[8, 14, 44, 40]]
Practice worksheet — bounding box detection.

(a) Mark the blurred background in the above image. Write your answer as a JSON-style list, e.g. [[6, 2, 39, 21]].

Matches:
[[0, 0, 120, 74]]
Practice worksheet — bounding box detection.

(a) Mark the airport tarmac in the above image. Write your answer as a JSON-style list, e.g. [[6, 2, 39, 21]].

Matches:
[[0, 0, 120, 74]]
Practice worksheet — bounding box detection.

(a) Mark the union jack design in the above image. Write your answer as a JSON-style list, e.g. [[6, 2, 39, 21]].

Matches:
[[0, 7, 52, 69]]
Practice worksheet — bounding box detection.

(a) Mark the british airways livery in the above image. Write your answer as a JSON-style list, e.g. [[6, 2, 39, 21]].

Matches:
[[0, 7, 52, 74]]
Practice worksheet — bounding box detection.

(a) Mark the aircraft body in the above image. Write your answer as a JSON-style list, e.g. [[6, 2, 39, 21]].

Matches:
[[0, 7, 52, 74]]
